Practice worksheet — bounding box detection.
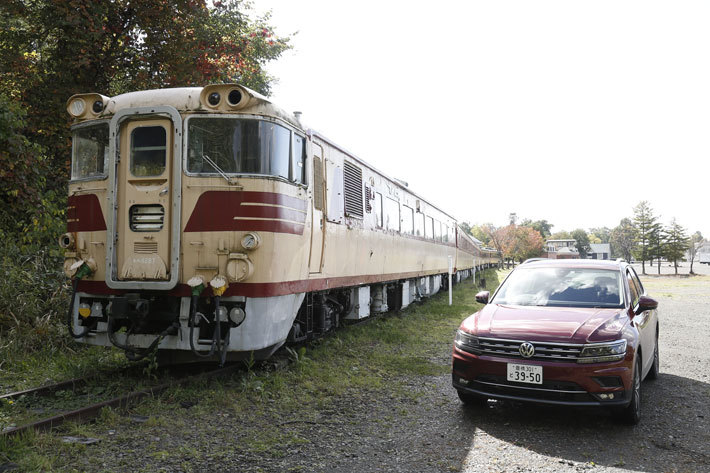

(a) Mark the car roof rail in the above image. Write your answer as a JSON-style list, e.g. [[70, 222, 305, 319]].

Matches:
[[522, 258, 547, 264]]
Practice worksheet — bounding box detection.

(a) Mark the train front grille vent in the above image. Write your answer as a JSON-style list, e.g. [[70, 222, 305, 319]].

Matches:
[[343, 161, 363, 218], [130, 205, 165, 232], [134, 242, 159, 254]]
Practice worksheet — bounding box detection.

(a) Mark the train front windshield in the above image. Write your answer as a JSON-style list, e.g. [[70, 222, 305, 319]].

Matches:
[[187, 117, 306, 184]]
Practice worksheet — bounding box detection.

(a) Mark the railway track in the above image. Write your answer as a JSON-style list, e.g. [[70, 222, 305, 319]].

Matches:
[[1, 363, 239, 438]]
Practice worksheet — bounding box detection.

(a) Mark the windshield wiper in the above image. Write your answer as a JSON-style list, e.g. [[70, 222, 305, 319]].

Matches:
[[202, 154, 240, 186]]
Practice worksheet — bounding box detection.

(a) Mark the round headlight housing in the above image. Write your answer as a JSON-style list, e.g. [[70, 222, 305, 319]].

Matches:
[[69, 98, 86, 117], [228, 89, 243, 106], [92, 100, 104, 113]]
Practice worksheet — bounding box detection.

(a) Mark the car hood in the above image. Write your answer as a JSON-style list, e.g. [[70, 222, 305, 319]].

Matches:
[[462, 304, 628, 344]]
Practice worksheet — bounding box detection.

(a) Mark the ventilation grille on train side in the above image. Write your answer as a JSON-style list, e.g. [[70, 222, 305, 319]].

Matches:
[[134, 242, 158, 254], [313, 157, 324, 211], [343, 161, 363, 218], [130, 205, 165, 232]]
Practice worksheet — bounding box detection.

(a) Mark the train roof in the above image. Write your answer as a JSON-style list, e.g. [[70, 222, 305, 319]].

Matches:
[[68, 84, 459, 225]]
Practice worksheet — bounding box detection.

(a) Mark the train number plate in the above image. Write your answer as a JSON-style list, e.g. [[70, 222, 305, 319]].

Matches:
[[507, 363, 543, 384]]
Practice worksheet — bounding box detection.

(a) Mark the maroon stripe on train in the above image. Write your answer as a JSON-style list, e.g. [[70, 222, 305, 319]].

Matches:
[[67, 194, 106, 232], [184, 191, 307, 234], [76, 267, 478, 298]]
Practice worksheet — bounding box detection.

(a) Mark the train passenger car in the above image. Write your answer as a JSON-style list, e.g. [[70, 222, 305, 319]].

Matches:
[[62, 84, 495, 363]]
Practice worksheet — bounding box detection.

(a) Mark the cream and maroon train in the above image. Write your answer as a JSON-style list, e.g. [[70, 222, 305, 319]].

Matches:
[[61, 84, 498, 363]]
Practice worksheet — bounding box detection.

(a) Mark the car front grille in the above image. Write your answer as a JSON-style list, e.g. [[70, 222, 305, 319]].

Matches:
[[477, 337, 583, 363]]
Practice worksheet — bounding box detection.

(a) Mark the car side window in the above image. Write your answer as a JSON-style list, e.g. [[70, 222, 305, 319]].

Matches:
[[629, 267, 644, 295], [626, 271, 640, 307]]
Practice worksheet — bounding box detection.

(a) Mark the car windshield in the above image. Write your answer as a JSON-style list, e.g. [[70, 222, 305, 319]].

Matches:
[[491, 267, 624, 308]]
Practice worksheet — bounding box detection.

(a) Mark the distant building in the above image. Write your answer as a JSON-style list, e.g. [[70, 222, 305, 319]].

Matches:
[[588, 243, 611, 260], [544, 239, 579, 259]]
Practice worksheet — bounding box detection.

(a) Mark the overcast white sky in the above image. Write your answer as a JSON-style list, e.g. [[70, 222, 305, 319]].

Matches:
[[253, 0, 709, 237]]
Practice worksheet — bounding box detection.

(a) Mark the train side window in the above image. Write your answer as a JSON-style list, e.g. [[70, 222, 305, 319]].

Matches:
[[292, 134, 306, 184], [415, 212, 424, 237], [433, 220, 442, 242], [374, 192, 383, 227], [402, 205, 414, 235], [384, 197, 400, 232], [131, 126, 166, 177], [426, 216, 434, 240]]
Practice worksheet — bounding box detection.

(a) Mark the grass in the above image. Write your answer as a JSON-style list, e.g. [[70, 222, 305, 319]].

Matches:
[[0, 269, 505, 471]]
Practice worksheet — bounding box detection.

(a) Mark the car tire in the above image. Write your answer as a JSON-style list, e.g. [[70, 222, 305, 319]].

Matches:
[[457, 390, 488, 407], [614, 356, 642, 425], [646, 334, 660, 380]]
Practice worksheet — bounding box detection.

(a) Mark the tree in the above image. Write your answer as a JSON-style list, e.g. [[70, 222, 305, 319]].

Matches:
[[459, 221, 473, 236], [470, 224, 492, 246], [549, 230, 572, 240], [688, 231, 704, 275], [632, 201, 661, 275], [663, 218, 689, 275], [610, 218, 636, 262], [481, 224, 506, 266], [589, 227, 612, 244], [571, 229, 591, 258], [520, 219, 553, 239]]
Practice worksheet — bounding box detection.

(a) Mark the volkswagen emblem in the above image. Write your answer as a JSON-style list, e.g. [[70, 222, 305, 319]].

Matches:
[[519, 342, 535, 358]]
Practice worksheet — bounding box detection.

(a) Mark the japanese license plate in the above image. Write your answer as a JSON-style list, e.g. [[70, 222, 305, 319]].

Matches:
[[507, 363, 543, 384]]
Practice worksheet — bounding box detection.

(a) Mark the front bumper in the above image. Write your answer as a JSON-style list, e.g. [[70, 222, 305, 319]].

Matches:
[[452, 346, 633, 407]]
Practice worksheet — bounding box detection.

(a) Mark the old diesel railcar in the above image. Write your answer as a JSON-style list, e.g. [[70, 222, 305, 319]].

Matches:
[[62, 84, 497, 362]]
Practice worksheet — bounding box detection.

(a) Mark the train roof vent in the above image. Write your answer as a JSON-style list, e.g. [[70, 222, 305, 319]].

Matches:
[[343, 161, 363, 218]]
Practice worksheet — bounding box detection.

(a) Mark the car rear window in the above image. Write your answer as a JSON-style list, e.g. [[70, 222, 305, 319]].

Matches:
[[492, 267, 624, 308]]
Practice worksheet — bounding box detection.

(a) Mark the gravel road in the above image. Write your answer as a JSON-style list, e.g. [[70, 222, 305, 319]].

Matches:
[[50, 272, 710, 473]]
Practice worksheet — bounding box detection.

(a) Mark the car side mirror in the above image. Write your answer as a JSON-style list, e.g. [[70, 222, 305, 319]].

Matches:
[[636, 295, 658, 314], [475, 290, 490, 304]]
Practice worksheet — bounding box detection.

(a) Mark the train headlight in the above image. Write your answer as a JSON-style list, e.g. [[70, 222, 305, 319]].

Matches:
[[208, 92, 221, 106], [228, 89, 243, 106], [240, 232, 261, 250], [229, 307, 246, 327], [68, 98, 86, 117], [92, 100, 104, 113]]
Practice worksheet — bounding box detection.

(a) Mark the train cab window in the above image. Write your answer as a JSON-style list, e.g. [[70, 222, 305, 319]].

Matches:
[[374, 192, 383, 228], [131, 126, 166, 177], [402, 205, 414, 235], [443, 225, 449, 243], [384, 197, 400, 232], [426, 216, 434, 240], [415, 213, 424, 237], [187, 117, 303, 184], [71, 123, 109, 180]]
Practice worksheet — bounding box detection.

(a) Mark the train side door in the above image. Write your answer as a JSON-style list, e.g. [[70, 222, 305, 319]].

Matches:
[[115, 118, 173, 281], [309, 144, 325, 273]]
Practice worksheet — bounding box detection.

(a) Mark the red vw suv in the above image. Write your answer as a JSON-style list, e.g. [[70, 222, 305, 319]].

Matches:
[[452, 259, 659, 424]]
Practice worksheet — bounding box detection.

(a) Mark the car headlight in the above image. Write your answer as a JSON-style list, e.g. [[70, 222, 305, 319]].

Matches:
[[455, 330, 481, 354], [578, 339, 627, 364]]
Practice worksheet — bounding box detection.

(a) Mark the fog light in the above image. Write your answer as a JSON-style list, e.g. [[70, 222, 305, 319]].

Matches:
[[229, 307, 246, 326], [216, 305, 228, 323], [78, 303, 91, 318], [90, 301, 103, 318]]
